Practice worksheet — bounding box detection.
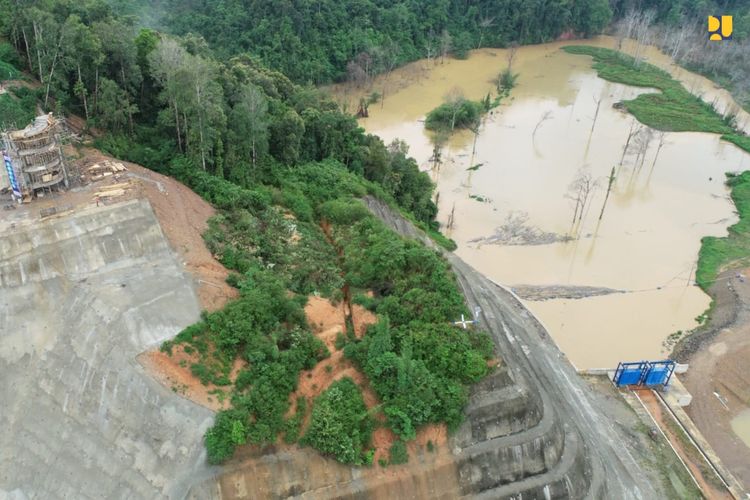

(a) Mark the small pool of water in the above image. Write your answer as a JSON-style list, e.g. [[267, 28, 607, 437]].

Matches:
[[731, 409, 750, 449]]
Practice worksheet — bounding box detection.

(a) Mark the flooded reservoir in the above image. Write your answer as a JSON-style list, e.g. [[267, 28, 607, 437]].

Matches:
[[333, 37, 750, 369]]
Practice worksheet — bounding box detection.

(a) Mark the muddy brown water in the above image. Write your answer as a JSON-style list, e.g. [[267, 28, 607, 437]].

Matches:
[[329, 36, 750, 369]]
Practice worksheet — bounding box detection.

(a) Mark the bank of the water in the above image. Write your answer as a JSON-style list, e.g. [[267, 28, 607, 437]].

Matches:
[[698, 172, 750, 290], [336, 37, 750, 369]]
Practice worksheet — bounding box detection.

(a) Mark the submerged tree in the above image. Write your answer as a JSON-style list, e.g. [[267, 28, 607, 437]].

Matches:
[[598, 166, 616, 220], [619, 120, 638, 167], [566, 167, 598, 228], [430, 130, 449, 171]]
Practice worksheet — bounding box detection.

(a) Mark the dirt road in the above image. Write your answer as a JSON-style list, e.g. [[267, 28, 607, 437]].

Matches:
[[675, 268, 750, 491]]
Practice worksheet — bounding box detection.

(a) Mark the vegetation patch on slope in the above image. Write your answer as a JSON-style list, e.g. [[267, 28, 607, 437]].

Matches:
[[159, 157, 493, 465]]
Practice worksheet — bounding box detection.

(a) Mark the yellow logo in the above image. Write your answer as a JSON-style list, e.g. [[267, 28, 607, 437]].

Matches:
[[708, 15, 733, 40]]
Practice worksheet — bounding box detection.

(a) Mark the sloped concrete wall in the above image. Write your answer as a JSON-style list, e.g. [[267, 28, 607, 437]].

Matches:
[[0, 200, 215, 499]]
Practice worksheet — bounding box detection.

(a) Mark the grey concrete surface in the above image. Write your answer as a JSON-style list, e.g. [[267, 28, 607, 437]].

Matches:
[[0, 199, 214, 499]]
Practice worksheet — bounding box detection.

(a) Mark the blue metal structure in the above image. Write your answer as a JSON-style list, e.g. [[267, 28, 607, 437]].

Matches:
[[643, 360, 675, 387], [613, 360, 676, 388], [3, 151, 21, 199], [613, 361, 649, 386]]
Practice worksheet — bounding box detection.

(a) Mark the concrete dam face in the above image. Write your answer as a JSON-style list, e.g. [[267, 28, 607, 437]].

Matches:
[[0, 200, 214, 499], [0, 197, 650, 499]]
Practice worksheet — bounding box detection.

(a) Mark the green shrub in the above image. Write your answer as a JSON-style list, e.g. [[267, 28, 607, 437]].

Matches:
[[497, 68, 519, 91], [388, 439, 409, 465], [425, 98, 483, 132], [205, 409, 249, 464], [0, 91, 35, 129], [302, 377, 373, 464], [319, 198, 370, 225], [284, 396, 307, 443]]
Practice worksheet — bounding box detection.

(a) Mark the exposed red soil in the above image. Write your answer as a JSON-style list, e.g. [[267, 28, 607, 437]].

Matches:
[[138, 345, 245, 412], [289, 297, 379, 427]]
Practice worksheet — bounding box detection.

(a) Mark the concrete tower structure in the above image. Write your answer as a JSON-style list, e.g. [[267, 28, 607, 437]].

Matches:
[[2, 113, 68, 202]]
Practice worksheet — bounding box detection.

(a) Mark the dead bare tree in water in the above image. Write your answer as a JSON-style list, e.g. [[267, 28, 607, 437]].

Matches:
[[615, 10, 639, 51], [589, 96, 602, 136], [632, 11, 655, 67], [532, 110, 552, 148], [468, 115, 483, 167], [632, 127, 654, 171], [566, 168, 597, 229], [507, 41, 519, 71], [430, 130, 449, 171], [356, 97, 369, 118], [650, 132, 666, 171], [447, 202, 456, 230], [619, 120, 638, 167], [445, 87, 465, 131], [599, 166, 616, 220]]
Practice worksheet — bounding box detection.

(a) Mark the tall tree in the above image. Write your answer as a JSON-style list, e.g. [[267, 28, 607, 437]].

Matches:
[[228, 84, 269, 176]]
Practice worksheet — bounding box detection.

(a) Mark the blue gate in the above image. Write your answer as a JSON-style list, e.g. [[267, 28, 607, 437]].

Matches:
[[613, 360, 675, 388], [643, 360, 675, 387], [613, 361, 649, 387]]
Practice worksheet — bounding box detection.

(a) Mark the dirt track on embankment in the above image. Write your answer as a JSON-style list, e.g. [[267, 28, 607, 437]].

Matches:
[[673, 268, 750, 490]]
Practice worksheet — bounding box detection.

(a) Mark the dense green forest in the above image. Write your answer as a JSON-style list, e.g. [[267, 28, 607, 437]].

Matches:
[[142, 0, 613, 83], [0, 1, 437, 224]]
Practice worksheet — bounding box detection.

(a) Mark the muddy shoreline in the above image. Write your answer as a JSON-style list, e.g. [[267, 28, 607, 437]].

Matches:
[[671, 270, 740, 362]]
